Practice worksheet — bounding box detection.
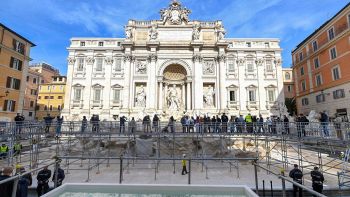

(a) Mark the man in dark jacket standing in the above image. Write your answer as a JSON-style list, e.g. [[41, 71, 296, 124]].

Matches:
[[36, 166, 51, 196], [311, 166, 324, 196], [52, 164, 65, 187], [0, 167, 13, 197], [16, 166, 32, 197], [289, 164, 303, 197], [221, 113, 228, 133]]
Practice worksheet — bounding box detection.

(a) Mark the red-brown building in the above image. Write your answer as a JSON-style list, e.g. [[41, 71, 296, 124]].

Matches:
[[292, 3, 350, 119]]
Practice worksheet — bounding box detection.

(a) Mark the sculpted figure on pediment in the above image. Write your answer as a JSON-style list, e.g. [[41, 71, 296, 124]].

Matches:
[[149, 24, 158, 40], [192, 24, 200, 40], [125, 26, 133, 40]]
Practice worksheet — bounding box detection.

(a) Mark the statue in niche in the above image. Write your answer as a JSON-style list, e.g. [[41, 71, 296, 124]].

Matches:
[[192, 24, 200, 40], [167, 84, 180, 111], [135, 85, 146, 107], [203, 61, 214, 74], [136, 61, 147, 74], [149, 24, 158, 40], [125, 26, 133, 40], [204, 85, 215, 107]]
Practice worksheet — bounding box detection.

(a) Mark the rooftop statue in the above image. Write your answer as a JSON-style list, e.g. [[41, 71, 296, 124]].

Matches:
[[160, 0, 191, 25]]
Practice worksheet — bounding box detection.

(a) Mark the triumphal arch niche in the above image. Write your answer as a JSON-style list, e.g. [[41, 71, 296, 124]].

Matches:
[[64, 0, 284, 121]]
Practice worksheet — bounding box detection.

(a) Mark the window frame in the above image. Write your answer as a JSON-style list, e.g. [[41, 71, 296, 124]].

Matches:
[[315, 74, 323, 87], [314, 57, 320, 69], [332, 65, 341, 81], [329, 47, 337, 60], [300, 67, 304, 76], [301, 98, 309, 106], [301, 80, 306, 92], [328, 27, 335, 40], [312, 40, 318, 52]]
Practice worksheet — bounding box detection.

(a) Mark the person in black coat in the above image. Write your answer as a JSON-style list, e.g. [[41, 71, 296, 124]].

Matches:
[[289, 164, 303, 197], [0, 167, 13, 197], [36, 166, 51, 196], [14, 113, 25, 135], [52, 164, 65, 187], [43, 114, 55, 133], [152, 114, 160, 133], [120, 116, 127, 134], [311, 166, 324, 196], [221, 113, 229, 133], [16, 166, 32, 197]]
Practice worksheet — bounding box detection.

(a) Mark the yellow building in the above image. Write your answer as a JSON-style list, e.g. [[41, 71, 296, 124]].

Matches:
[[0, 23, 36, 121], [36, 76, 66, 120]]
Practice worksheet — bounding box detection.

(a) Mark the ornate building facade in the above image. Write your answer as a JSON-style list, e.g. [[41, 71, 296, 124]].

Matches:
[[62, 1, 285, 120]]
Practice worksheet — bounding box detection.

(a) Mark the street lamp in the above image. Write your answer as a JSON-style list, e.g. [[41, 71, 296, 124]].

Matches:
[[0, 90, 9, 98]]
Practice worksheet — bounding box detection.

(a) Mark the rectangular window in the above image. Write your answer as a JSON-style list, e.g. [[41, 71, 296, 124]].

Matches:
[[26, 76, 29, 82], [98, 42, 103, 46], [268, 90, 275, 102], [328, 28, 335, 40], [247, 60, 254, 72], [80, 41, 85, 46], [58, 96, 63, 99], [315, 74, 322, 87], [229, 91, 236, 101], [29, 112, 33, 117], [96, 58, 103, 71], [74, 89, 82, 100], [228, 61, 235, 72], [301, 80, 306, 91], [316, 94, 325, 103], [9, 57, 23, 71], [299, 53, 303, 61], [3, 100, 16, 112], [113, 89, 121, 102], [266, 60, 273, 72], [30, 101, 34, 107], [38, 96, 41, 99], [330, 47, 337, 60], [301, 98, 309, 106], [248, 90, 256, 102], [44, 105, 48, 110], [77, 58, 84, 71], [300, 67, 304, 76], [314, 57, 319, 69], [33, 78, 37, 84], [287, 85, 292, 92], [49, 105, 53, 111], [6, 77, 21, 90], [50, 96, 54, 99], [333, 89, 345, 99], [94, 89, 101, 101], [115, 58, 122, 72], [44, 96, 49, 99], [12, 39, 25, 54], [264, 42, 269, 48], [48, 86, 51, 90], [312, 40, 318, 51], [332, 66, 341, 80]]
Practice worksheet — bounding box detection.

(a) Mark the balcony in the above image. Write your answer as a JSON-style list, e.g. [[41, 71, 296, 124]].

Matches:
[[72, 100, 83, 109], [266, 101, 278, 109], [91, 100, 103, 109], [110, 100, 122, 109], [246, 101, 259, 110], [227, 101, 239, 109]]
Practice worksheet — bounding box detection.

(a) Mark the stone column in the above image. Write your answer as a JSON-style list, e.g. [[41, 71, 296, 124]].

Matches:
[[218, 54, 226, 111], [164, 83, 168, 110], [186, 82, 191, 110], [159, 81, 163, 110], [181, 83, 185, 109], [147, 54, 157, 110], [193, 54, 203, 110], [123, 54, 132, 109]]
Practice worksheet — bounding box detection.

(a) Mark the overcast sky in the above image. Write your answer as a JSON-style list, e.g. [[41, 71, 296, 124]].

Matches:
[[0, 0, 348, 75]]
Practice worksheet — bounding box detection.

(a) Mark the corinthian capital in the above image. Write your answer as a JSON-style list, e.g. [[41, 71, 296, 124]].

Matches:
[[236, 58, 245, 66], [255, 59, 264, 66], [193, 54, 202, 62], [148, 54, 157, 62], [86, 57, 95, 64], [67, 57, 76, 65], [105, 57, 114, 65], [274, 59, 282, 66], [218, 54, 226, 62], [123, 54, 133, 62]]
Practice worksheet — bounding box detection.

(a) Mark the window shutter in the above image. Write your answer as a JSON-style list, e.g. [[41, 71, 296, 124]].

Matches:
[[11, 101, 16, 112], [18, 60, 22, 71], [12, 39, 16, 50], [10, 57, 14, 68], [3, 100, 8, 111], [6, 77, 11, 88]]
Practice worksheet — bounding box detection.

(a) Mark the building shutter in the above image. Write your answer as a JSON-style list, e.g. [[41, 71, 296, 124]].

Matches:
[[11, 101, 16, 112], [12, 39, 16, 50], [18, 60, 22, 71], [3, 100, 8, 111], [6, 77, 11, 88], [10, 57, 14, 68]]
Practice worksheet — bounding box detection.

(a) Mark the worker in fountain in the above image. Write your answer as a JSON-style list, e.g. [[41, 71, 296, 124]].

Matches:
[[181, 154, 188, 175]]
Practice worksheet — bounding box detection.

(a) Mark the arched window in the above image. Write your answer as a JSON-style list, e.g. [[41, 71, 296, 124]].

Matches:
[[285, 72, 291, 80]]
